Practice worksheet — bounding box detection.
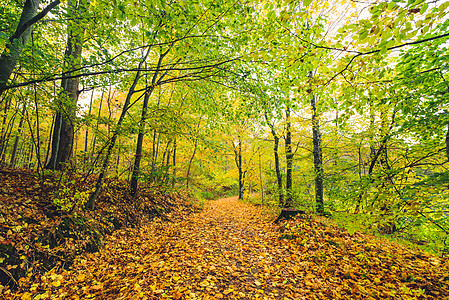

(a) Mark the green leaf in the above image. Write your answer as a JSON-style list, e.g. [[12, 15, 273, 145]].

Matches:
[[303, 0, 313, 7], [420, 3, 428, 14], [130, 17, 138, 27], [359, 30, 369, 41]]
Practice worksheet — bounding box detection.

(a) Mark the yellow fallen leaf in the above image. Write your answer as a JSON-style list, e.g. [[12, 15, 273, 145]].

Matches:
[[21, 292, 32, 300], [52, 280, 61, 287], [223, 288, 233, 295]]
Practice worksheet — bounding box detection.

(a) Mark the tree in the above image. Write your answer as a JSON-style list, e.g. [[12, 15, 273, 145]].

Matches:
[[46, 0, 88, 170], [265, 112, 284, 206], [232, 137, 245, 200], [0, 0, 60, 97]]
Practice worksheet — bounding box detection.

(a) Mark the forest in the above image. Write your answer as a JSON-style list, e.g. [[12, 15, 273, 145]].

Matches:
[[1, 0, 449, 298]]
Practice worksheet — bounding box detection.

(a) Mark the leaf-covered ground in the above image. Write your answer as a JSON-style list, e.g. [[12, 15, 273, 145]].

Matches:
[[3, 197, 449, 299], [0, 169, 196, 290]]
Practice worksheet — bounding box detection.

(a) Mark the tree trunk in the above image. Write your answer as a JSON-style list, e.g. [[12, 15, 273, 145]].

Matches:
[[285, 106, 293, 208], [85, 47, 150, 210], [89, 90, 105, 167], [258, 149, 264, 204], [10, 104, 26, 167], [311, 94, 324, 215], [83, 89, 94, 171], [46, 0, 87, 170], [265, 112, 283, 206], [0, 0, 40, 96], [186, 118, 202, 189], [130, 49, 167, 197], [0, 94, 14, 161], [233, 137, 244, 200], [172, 138, 176, 188], [446, 124, 449, 162], [130, 90, 151, 196]]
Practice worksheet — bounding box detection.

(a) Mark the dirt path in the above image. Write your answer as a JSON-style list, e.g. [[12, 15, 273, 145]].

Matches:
[[6, 197, 449, 299]]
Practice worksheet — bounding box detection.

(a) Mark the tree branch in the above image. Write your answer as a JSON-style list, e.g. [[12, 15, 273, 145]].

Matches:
[[326, 32, 449, 85], [10, 0, 61, 43]]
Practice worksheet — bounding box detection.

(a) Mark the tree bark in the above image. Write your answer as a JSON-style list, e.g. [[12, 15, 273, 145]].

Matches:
[[284, 106, 293, 208], [130, 90, 151, 196], [446, 124, 449, 162], [46, 0, 87, 170], [265, 112, 283, 206], [130, 49, 168, 197], [172, 139, 177, 187], [258, 149, 264, 204], [85, 47, 150, 210], [186, 118, 202, 189], [10, 104, 26, 167], [311, 94, 324, 215], [0, 95, 15, 163], [0, 0, 40, 97], [83, 89, 94, 171], [0, 0, 61, 96], [233, 137, 245, 200]]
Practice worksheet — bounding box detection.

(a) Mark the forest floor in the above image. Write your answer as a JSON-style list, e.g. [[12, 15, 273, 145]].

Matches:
[[0, 169, 197, 294], [3, 196, 449, 299]]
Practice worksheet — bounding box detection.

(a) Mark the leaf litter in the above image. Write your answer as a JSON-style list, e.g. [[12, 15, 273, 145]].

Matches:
[[3, 196, 449, 299]]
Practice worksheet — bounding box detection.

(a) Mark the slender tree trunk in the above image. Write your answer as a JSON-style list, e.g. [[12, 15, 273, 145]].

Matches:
[[115, 138, 120, 177], [10, 104, 26, 167], [130, 49, 168, 196], [258, 149, 264, 204], [44, 114, 55, 165], [186, 119, 202, 189], [85, 47, 150, 210], [446, 124, 449, 162], [0, 94, 13, 160], [233, 137, 244, 200], [27, 134, 34, 168], [83, 89, 94, 171], [89, 90, 104, 164], [285, 106, 293, 208], [46, 0, 87, 170], [172, 138, 176, 188], [265, 112, 283, 206], [0, 105, 18, 165], [130, 89, 151, 195], [311, 94, 324, 215], [150, 130, 160, 181], [32, 71, 42, 171], [186, 139, 198, 190]]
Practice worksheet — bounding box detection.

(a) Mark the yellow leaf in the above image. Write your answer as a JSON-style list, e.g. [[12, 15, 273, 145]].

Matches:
[[21, 292, 32, 300], [134, 283, 141, 291], [52, 280, 61, 287], [223, 288, 233, 295]]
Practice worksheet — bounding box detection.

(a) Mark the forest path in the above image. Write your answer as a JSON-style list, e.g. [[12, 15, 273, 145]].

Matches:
[[9, 197, 449, 299]]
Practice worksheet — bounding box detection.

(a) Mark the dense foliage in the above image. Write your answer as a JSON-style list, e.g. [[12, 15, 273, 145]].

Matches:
[[1, 0, 449, 290]]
